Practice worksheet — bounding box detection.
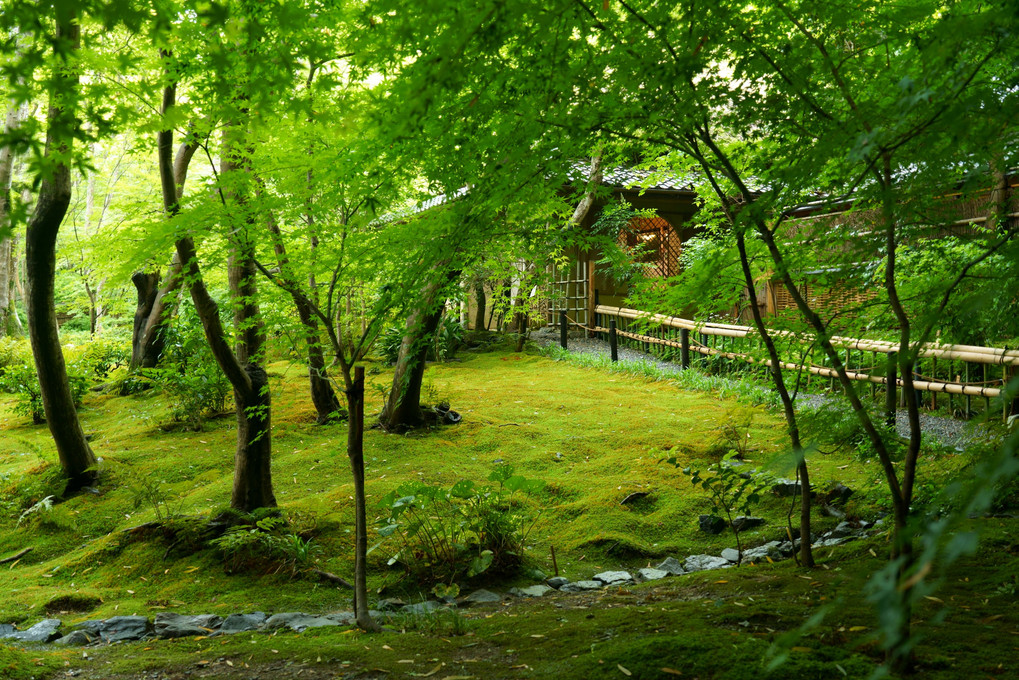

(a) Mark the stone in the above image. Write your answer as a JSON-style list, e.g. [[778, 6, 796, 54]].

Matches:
[[683, 555, 732, 572], [731, 516, 766, 532], [638, 568, 668, 581], [219, 612, 267, 634], [377, 598, 407, 612], [814, 536, 856, 548], [462, 589, 502, 605], [821, 483, 854, 505], [829, 521, 855, 539], [0, 624, 15, 638], [98, 616, 151, 643], [401, 601, 441, 615], [323, 612, 356, 625], [545, 576, 569, 589], [509, 585, 554, 598], [771, 479, 802, 497], [655, 557, 685, 576], [154, 613, 223, 639], [776, 541, 795, 556], [593, 571, 633, 586], [558, 580, 603, 592], [823, 505, 847, 519], [54, 630, 95, 646], [743, 541, 784, 561], [7, 619, 62, 643], [721, 548, 742, 563], [699, 515, 726, 534], [620, 491, 649, 506], [263, 613, 341, 632]]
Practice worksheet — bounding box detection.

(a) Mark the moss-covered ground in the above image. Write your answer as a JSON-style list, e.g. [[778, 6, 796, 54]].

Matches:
[[1, 343, 1016, 679]]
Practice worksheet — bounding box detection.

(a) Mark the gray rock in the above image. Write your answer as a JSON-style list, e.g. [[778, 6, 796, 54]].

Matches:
[[699, 514, 727, 534], [731, 516, 766, 532], [558, 580, 603, 592], [509, 585, 554, 598], [462, 589, 502, 605], [323, 612, 355, 625], [776, 541, 795, 556], [0, 624, 15, 638], [376, 598, 407, 612], [154, 613, 223, 639], [821, 483, 854, 505], [743, 541, 784, 561], [98, 616, 151, 643], [263, 612, 340, 632], [7, 619, 62, 643], [655, 557, 685, 575], [401, 601, 441, 615], [54, 630, 95, 646], [219, 612, 266, 634], [814, 536, 856, 548], [593, 571, 633, 586], [829, 521, 855, 539], [823, 505, 847, 519], [684, 555, 732, 572], [638, 568, 668, 581], [771, 479, 802, 497], [545, 576, 569, 589], [721, 548, 742, 563]]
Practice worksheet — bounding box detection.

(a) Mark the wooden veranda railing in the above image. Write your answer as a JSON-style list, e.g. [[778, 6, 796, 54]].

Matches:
[[555, 305, 1018, 422]]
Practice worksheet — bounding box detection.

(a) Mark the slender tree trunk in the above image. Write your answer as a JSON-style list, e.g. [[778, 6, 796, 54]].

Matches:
[[344, 365, 379, 630], [25, 16, 97, 491], [0, 96, 26, 337], [473, 280, 486, 331]]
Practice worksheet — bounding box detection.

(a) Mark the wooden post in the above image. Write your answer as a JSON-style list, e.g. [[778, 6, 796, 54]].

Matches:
[[594, 289, 600, 340], [559, 310, 568, 349], [609, 319, 618, 362], [885, 352, 897, 427], [680, 328, 690, 369], [587, 259, 596, 338]]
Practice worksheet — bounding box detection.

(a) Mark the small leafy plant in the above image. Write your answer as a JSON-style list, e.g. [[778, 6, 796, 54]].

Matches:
[[210, 514, 321, 576], [375, 464, 542, 586], [666, 451, 772, 564]]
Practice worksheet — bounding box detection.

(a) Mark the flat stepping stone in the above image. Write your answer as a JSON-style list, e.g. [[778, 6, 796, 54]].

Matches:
[[154, 613, 223, 639], [509, 585, 553, 598], [593, 571, 633, 586], [462, 589, 502, 605], [219, 612, 266, 634], [263, 613, 342, 632], [97, 616, 151, 643], [2, 619, 62, 643], [684, 555, 732, 572], [655, 557, 685, 575], [558, 580, 602, 593], [721, 548, 742, 563], [401, 601, 441, 615], [545, 577, 569, 589], [54, 629, 94, 646], [638, 568, 668, 581]]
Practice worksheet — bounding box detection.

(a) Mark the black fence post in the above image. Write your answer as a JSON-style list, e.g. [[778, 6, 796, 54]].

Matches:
[[680, 328, 690, 369], [559, 310, 568, 349], [594, 289, 601, 340], [609, 319, 618, 362], [885, 352, 897, 427]]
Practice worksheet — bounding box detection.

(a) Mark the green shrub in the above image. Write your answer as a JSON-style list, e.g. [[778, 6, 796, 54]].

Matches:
[[140, 307, 231, 430], [0, 361, 89, 424], [378, 316, 465, 365], [375, 465, 542, 585], [210, 514, 321, 575]]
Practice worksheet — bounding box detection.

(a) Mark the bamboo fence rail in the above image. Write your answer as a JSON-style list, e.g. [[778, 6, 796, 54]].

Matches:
[[589, 305, 1017, 409]]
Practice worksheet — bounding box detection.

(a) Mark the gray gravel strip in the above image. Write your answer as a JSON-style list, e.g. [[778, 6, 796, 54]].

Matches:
[[531, 327, 997, 450]]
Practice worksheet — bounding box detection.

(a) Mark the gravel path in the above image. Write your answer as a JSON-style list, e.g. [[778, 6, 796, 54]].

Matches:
[[531, 327, 998, 451]]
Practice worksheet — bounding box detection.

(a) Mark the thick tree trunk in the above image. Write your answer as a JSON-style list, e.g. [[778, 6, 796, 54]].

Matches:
[[128, 263, 183, 371], [380, 269, 459, 431], [231, 364, 276, 511], [25, 17, 97, 491], [381, 303, 445, 430], [160, 55, 274, 512]]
